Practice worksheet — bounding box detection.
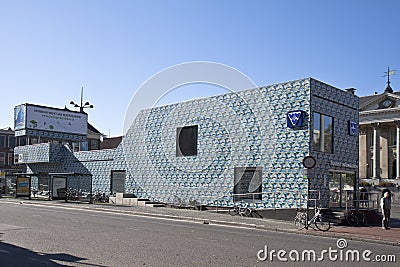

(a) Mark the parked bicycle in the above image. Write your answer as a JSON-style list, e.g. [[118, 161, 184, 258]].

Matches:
[[294, 207, 331, 232], [171, 196, 200, 210], [345, 209, 367, 226], [92, 192, 110, 203], [65, 188, 79, 202], [229, 206, 258, 217]]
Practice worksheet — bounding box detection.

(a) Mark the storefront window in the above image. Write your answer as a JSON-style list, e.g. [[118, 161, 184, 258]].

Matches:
[[329, 171, 355, 208]]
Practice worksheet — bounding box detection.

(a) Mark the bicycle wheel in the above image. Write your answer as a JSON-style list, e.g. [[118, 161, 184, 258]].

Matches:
[[314, 215, 331, 232], [294, 212, 307, 230], [229, 207, 239, 216], [242, 208, 253, 217], [346, 213, 359, 226], [173, 197, 183, 208], [358, 213, 367, 226]]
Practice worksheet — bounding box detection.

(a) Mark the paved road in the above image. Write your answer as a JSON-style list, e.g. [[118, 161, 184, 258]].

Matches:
[[0, 201, 398, 266]]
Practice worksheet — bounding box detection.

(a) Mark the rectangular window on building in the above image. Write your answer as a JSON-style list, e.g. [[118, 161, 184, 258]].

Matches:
[[233, 167, 262, 202], [111, 170, 126, 194], [0, 152, 5, 166], [0, 135, 5, 147], [176, 125, 198, 157], [90, 140, 99, 150], [389, 128, 396, 146], [368, 131, 374, 147], [18, 137, 27, 146], [313, 113, 321, 149], [30, 137, 38, 145], [8, 153, 13, 166], [80, 141, 88, 151], [8, 136, 16, 148], [72, 142, 80, 152], [313, 112, 333, 153]]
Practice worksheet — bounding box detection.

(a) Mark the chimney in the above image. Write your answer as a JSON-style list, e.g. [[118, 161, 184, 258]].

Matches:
[[345, 88, 356, 95]]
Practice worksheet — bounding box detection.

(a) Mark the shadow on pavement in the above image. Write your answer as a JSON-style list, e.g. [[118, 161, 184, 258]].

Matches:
[[0, 240, 105, 267]]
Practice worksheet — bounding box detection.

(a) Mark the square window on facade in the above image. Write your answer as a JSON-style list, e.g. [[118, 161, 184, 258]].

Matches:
[[176, 125, 198, 157], [233, 167, 262, 202], [90, 140, 99, 150]]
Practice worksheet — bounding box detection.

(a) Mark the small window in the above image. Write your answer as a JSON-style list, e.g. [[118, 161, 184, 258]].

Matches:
[[18, 137, 27, 146], [80, 141, 89, 151], [72, 142, 80, 152], [0, 152, 5, 166], [90, 140, 99, 150], [176, 125, 198, 157], [0, 135, 5, 148], [8, 136, 16, 148], [234, 167, 262, 202], [389, 128, 397, 146], [368, 131, 374, 147], [8, 153, 13, 166]]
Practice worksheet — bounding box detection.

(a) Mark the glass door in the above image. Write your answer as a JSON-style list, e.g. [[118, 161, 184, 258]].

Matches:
[[329, 172, 341, 207], [329, 171, 355, 208], [341, 173, 356, 208]]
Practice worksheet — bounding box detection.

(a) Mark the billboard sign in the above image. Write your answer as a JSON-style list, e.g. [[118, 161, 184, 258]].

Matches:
[[14, 104, 88, 136], [14, 105, 26, 130]]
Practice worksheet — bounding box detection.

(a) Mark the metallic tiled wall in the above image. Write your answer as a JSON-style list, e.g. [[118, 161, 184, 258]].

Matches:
[[18, 78, 359, 209]]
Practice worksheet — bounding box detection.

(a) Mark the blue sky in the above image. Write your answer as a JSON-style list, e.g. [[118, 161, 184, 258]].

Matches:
[[1, 0, 400, 136]]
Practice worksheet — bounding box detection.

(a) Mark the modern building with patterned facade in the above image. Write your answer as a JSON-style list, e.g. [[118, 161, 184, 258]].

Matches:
[[15, 78, 359, 209]]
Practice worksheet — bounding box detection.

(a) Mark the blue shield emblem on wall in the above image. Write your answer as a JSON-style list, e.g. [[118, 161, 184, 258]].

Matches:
[[348, 121, 358, 136], [287, 110, 304, 128]]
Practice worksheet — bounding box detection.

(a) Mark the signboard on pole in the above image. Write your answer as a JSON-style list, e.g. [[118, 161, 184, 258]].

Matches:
[[302, 156, 316, 169], [16, 177, 30, 197]]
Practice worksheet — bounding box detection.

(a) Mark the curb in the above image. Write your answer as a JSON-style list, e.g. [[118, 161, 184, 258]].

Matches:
[[4, 199, 400, 247]]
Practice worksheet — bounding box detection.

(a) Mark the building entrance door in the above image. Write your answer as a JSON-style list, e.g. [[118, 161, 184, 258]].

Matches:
[[329, 171, 355, 208], [111, 170, 126, 194]]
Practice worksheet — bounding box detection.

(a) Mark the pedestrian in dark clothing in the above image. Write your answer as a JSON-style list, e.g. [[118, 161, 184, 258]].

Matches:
[[380, 192, 391, 230]]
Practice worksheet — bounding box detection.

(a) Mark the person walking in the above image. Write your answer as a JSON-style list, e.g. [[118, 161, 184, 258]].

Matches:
[[380, 192, 391, 230]]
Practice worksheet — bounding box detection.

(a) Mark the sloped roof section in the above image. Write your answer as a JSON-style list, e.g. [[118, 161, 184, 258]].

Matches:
[[87, 122, 102, 134], [100, 136, 122, 149]]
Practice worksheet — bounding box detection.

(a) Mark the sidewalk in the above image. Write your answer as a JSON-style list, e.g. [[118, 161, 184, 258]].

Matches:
[[3, 198, 400, 246]]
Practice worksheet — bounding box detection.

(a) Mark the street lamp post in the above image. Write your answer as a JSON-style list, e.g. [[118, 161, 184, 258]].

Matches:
[[70, 87, 94, 113]]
